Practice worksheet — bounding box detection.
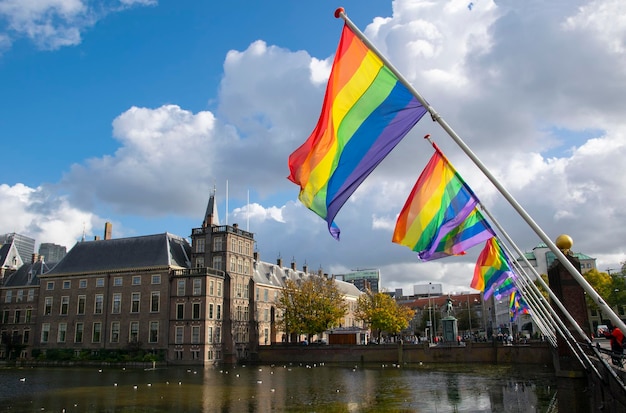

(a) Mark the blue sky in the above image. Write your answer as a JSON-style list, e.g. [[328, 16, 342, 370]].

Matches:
[[2, 0, 626, 294]]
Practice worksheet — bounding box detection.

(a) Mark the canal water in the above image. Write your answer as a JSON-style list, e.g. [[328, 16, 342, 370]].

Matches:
[[0, 363, 557, 412]]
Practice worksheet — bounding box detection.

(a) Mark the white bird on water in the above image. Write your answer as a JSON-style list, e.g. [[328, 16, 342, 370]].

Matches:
[[19, 378, 26, 382]]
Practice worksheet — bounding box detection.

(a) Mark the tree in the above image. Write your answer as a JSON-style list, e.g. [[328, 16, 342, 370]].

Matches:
[[276, 276, 347, 341], [355, 291, 415, 340]]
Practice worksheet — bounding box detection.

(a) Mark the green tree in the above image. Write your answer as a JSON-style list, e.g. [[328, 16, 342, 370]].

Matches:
[[355, 291, 414, 340], [583, 268, 613, 310], [277, 276, 347, 341]]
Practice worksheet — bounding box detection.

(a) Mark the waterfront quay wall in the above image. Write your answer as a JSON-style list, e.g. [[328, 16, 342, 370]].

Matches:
[[257, 342, 553, 366]]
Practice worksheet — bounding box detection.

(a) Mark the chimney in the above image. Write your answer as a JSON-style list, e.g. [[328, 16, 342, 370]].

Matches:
[[104, 222, 112, 240], [303, 264, 308, 274], [31, 253, 39, 264], [277, 257, 283, 268], [253, 251, 259, 262], [291, 260, 297, 271], [94, 236, 100, 241]]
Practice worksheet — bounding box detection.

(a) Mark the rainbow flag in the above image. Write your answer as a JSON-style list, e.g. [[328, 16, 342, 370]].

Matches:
[[287, 24, 427, 239], [509, 290, 530, 321], [472, 237, 515, 299], [392, 145, 494, 260]]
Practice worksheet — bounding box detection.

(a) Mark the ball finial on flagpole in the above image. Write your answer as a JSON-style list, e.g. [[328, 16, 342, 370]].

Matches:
[[334, 7, 345, 18]]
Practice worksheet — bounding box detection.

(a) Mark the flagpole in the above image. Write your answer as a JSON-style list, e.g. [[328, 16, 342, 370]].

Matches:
[[335, 8, 626, 335], [483, 206, 617, 381]]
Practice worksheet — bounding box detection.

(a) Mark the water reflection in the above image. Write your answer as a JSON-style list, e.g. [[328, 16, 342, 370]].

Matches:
[[0, 363, 557, 412]]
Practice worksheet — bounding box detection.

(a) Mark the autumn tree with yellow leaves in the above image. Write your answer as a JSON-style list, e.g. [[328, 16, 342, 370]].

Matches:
[[355, 291, 415, 341], [276, 276, 347, 342]]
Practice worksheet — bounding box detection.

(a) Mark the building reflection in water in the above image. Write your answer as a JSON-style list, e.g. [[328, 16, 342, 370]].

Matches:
[[0, 363, 566, 412]]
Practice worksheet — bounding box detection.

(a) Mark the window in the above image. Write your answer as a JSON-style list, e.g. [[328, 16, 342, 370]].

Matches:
[[175, 326, 184, 344], [94, 294, 104, 314], [129, 321, 139, 343], [215, 327, 221, 343], [92, 322, 102, 342], [231, 239, 236, 252], [151, 292, 160, 312], [238, 240, 243, 253], [192, 302, 201, 319], [213, 237, 223, 251], [192, 326, 200, 344], [244, 260, 250, 275], [75, 323, 83, 343], [209, 303, 214, 319], [14, 310, 20, 324], [244, 306, 249, 321], [27, 289, 34, 302], [23, 330, 30, 344], [16, 290, 23, 302], [112, 293, 121, 314], [96, 278, 104, 287], [60, 296, 69, 315], [177, 280, 185, 296], [193, 278, 202, 296], [256, 287, 259, 301], [207, 326, 213, 343], [264, 308, 269, 322], [245, 242, 250, 256], [176, 303, 184, 320], [230, 257, 236, 272], [4, 290, 11, 303], [46, 281, 54, 290], [209, 280, 214, 295], [111, 322, 120, 343], [62, 280, 71, 289], [237, 257, 243, 273], [41, 323, 50, 343], [132, 276, 141, 286], [152, 275, 161, 284], [131, 293, 140, 313], [264, 289, 268, 302], [196, 238, 205, 253], [44, 297, 53, 315], [217, 304, 221, 320], [113, 277, 123, 287], [149, 321, 159, 343], [58, 323, 67, 343], [236, 282, 242, 298], [25, 309, 32, 323], [79, 279, 87, 288], [196, 257, 204, 268], [212, 256, 222, 271], [217, 282, 222, 297], [77, 296, 86, 315]]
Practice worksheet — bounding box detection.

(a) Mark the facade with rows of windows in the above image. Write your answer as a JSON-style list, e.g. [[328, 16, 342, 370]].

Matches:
[[0, 191, 362, 364]]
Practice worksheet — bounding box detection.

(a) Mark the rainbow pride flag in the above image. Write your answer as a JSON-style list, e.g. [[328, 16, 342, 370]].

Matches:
[[287, 24, 427, 239], [509, 290, 530, 321], [472, 237, 515, 299], [392, 144, 494, 260]]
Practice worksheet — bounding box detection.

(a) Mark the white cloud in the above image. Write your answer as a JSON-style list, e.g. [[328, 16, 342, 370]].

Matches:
[[0, 183, 95, 250], [3, 0, 626, 295], [0, 0, 154, 51]]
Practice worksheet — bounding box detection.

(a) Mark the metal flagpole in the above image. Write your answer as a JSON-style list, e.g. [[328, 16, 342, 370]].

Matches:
[[482, 206, 618, 382], [335, 7, 626, 335]]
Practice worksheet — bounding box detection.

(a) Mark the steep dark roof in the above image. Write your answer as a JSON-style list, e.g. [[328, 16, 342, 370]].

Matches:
[[2, 260, 54, 287], [45, 233, 191, 275]]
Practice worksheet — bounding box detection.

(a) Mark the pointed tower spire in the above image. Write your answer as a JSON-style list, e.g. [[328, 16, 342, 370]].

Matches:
[[202, 186, 220, 229]]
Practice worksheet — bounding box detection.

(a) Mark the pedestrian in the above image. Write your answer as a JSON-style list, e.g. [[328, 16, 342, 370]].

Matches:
[[603, 326, 624, 366]]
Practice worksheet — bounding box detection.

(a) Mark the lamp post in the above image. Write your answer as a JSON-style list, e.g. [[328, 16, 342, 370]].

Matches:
[[467, 294, 472, 336]]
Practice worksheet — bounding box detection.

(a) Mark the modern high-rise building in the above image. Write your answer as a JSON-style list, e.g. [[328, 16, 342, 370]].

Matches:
[[38, 243, 67, 263], [336, 269, 380, 293], [0, 233, 35, 265]]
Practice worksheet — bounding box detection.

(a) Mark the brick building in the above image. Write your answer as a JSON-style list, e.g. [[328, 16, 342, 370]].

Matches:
[[0, 191, 362, 365]]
